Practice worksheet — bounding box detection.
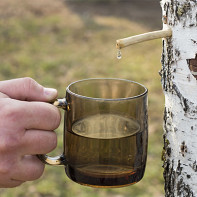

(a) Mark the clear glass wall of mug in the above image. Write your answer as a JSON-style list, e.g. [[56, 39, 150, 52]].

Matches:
[[38, 78, 148, 188]]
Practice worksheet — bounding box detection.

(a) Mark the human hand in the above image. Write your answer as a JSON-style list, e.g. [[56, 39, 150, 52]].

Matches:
[[0, 77, 61, 188]]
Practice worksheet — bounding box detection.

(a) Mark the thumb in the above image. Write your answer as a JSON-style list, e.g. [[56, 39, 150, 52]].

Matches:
[[0, 77, 58, 102]]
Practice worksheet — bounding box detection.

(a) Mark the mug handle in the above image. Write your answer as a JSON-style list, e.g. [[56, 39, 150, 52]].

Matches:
[[37, 98, 68, 166]]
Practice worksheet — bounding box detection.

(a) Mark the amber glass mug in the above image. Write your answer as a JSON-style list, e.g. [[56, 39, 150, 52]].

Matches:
[[38, 78, 148, 188]]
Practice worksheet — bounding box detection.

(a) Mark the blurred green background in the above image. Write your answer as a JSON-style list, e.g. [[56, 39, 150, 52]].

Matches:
[[0, 0, 164, 196]]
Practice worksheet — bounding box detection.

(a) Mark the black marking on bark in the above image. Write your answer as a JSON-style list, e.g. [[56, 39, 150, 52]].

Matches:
[[170, 0, 174, 13], [172, 83, 189, 112], [196, 13, 197, 24], [163, 159, 176, 197], [187, 174, 191, 179], [187, 74, 191, 82], [188, 54, 197, 79], [175, 4, 180, 20], [176, 160, 183, 175], [163, 107, 174, 133], [163, 107, 167, 132], [161, 40, 166, 89], [191, 39, 197, 44], [175, 49, 180, 57], [161, 38, 173, 92], [170, 85, 197, 116], [170, 111, 174, 119], [183, 98, 189, 112], [189, 23, 195, 27], [192, 0, 197, 3], [180, 141, 188, 157], [162, 148, 166, 162], [176, 2, 191, 19], [158, 69, 162, 77], [191, 160, 197, 172], [167, 1, 194, 27], [162, 134, 170, 162], [164, 159, 194, 197], [171, 83, 197, 117], [167, 147, 172, 157], [177, 177, 194, 197]]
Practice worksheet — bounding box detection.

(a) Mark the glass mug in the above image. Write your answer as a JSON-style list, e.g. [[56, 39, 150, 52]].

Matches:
[[38, 78, 148, 188]]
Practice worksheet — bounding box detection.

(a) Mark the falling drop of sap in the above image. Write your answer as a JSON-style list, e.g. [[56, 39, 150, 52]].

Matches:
[[117, 49, 122, 60]]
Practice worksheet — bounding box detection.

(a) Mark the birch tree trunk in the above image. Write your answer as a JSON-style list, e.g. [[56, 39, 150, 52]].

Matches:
[[161, 0, 197, 196]]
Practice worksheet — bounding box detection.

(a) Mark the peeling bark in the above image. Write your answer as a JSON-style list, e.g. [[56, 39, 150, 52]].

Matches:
[[161, 0, 197, 196]]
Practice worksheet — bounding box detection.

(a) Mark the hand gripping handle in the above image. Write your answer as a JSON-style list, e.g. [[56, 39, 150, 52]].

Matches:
[[37, 98, 67, 166]]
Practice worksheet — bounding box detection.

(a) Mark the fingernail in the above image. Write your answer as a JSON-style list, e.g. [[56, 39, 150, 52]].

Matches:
[[44, 88, 58, 100]]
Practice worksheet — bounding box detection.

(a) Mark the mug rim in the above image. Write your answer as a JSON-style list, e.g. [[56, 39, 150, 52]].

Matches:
[[66, 78, 148, 101]]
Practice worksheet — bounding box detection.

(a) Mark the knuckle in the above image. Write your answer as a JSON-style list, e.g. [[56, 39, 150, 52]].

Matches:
[[34, 131, 57, 153], [52, 108, 61, 130], [0, 102, 8, 122], [37, 132, 57, 153], [22, 77, 39, 93], [0, 163, 10, 174], [23, 77, 35, 86], [29, 162, 44, 180], [0, 157, 14, 174], [0, 99, 6, 111], [3, 106, 21, 123], [0, 99, 23, 124], [48, 132, 57, 152], [0, 135, 21, 153]]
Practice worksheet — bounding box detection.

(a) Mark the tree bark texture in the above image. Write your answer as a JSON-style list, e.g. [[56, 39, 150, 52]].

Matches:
[[161, 0, 197, 196]]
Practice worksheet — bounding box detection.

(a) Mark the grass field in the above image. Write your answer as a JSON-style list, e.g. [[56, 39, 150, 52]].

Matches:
[[0, 0, 165, 196]]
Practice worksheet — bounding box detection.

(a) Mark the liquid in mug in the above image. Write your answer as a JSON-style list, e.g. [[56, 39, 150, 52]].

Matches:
[[65, 114, 147, 188]]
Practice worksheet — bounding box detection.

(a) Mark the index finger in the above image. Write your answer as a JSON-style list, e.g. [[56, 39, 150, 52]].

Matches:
[[0, 78, 57, 102]]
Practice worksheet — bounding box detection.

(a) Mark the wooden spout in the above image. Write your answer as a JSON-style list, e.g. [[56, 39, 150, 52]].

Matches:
[[116, 28, 172, 49]]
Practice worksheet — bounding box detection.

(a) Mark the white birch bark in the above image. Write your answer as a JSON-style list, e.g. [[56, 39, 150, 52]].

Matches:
[[161, 0, 197, 196]]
